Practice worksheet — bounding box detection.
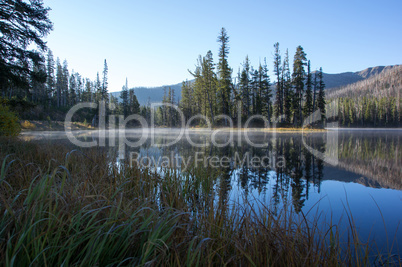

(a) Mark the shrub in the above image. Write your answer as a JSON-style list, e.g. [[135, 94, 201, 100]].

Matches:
[[21, 120, 36, 129], [0, 104, 21, 136]]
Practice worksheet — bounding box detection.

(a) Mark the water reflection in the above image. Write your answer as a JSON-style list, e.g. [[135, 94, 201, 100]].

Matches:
[[99, 130, 400, 214], [21, 130, 401, 212]]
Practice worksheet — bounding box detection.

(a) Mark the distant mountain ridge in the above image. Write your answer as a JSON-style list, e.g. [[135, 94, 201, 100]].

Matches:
[[320, 65, 400, 89], [110, 82, 183, 106], [327, 64, 402, 99], [111, 65, 400, 106]]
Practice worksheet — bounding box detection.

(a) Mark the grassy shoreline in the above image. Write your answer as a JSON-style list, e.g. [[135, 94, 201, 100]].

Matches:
[[0, 138, 399, 266], [20, 120, 96, 131], [189, 126, 327, 132], [20, 119, 328, 133]]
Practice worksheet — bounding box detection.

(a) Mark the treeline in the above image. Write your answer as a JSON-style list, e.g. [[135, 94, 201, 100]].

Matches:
[[337, 96, 400, 127], [0, 0, 146, 125], [0, 0, 114, 121], [1, 46, 143, 123], [328, 65, 402, 127], [2, 47, 122, 122], [175, 28, 326, 128], [6, 50, 111, 107]]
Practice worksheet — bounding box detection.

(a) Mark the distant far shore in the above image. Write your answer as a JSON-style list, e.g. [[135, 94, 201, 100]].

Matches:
[[20, 120, 401, 133], [20, 120, 326, 133], [327, 127, 402, 131], [20, 120, 95, 132]]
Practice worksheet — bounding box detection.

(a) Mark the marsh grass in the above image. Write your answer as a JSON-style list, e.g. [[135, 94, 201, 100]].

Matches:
[[0, 137, 400, 266]]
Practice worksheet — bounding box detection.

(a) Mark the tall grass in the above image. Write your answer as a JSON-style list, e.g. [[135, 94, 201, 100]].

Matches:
[[0, 138, 400, 266]]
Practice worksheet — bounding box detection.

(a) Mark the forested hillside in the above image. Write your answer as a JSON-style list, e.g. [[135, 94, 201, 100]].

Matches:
[[327, 65, 401, 127], [321, 65, 400, 89]]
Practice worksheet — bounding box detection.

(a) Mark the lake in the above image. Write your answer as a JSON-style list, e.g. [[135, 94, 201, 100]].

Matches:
[[21, 128, 402, 256]]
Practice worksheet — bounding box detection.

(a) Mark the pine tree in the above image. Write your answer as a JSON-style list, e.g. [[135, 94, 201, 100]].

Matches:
[[95, 72, 101, 103], [202, 50, 217, 123], [55, 58, 62, 107], [128, 88, 140, 115], [217, 27, 232, 121], [167, 87, 172, 127], [188, 51, 217, 123], [30, 59, 47, 104], [0, 0, 53, 91], [83, 78, 93, 102], [317, 67, 326, 126], [273, 42, 282, 120], [76, 73, 82, 102], [312, 72, 317, 112], [292, 45, 307, 126], [239, 56, 251, 119], [282, 49, 292, 124], [303, 60, 313, 121], [180, 80, 194, 122], [62, 60, 69, 106], [190, 59, 204, 117], [46, 50, 55, 108], [189, 55, 206, 118], [251, 69, 258, 115], [259, 59, 271, 121], [120, 78, 129, 117], [69, 72, 77, 106], [101, 59, 109, 102]]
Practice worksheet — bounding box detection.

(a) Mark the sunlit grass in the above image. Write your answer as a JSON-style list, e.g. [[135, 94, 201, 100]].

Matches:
[[0, 137, 399, 266], [189, 127, 327, 133]]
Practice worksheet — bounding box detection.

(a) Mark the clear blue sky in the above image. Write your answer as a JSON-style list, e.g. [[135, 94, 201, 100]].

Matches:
[[43, 0, 402, 92]]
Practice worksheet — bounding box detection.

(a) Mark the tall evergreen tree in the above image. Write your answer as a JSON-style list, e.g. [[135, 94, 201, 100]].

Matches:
[[273, 42, 283, 120], [120, 78, 129, 117], [188, 51, 217, 123], [312, 72, 317, 113], [259, 59, 271, 121], [251, 68, 259, 115], [317, 67, 326, 125], [189, 58, 205, 117], [202, 50, 217, 123], [83, 78, 93, 102], [101, 59, 109, 102], [292, 45, 307, 126], [282, 49, 292, 124], [69, 72, 77, 106], [76, 73, 82, 102], [217, 27, 232, 121], [180, 80, 194, 122], [239, 56, 251, 118], [128, 88, 140, 115], [95, 72, 101, 103], [62, 60, 69, 106], [55, 58, 62, 107], [46, 49, 55, 107], [189, 55, 205, 118], [303, 60, 313, 120], [30, 59, 46, 104]]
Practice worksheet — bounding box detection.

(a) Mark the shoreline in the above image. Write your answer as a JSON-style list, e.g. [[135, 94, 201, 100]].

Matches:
[[19, 120, 402, 133], [20, 120, 96, 132]]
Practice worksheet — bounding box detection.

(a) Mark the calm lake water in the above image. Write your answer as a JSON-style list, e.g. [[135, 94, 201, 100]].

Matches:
[[21, 129, 402, 255]]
